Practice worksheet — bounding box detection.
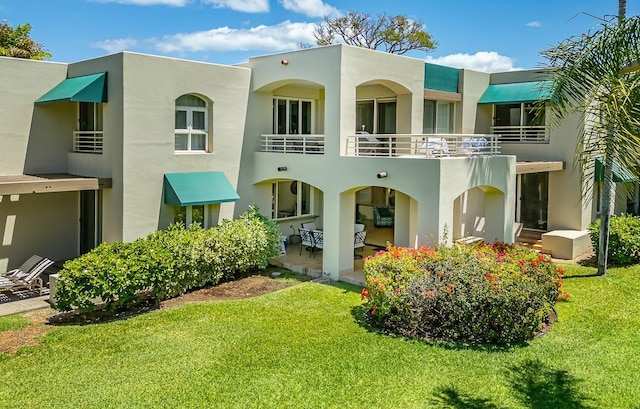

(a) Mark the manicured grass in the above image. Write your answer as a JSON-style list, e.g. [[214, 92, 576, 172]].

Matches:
[[0, 314, 29, 332], [0, 265, 639, 408]]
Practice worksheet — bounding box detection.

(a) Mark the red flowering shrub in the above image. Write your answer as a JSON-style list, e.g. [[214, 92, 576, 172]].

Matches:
[[362, 243, 566, 344]]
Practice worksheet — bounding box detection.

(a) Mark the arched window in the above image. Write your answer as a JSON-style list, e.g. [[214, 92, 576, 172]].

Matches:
[[175, 94, 209, 152]]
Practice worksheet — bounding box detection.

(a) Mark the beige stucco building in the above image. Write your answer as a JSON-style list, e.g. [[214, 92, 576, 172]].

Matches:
[[2, 44, 628, 280]]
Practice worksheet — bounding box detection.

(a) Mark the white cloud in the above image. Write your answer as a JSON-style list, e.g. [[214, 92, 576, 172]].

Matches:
[[526, 21, 541, 27], [202, 0, 269, 13], [425, 51, 521, 73], [92, 0, 190, 6], [278, 0, 340, 18], [153, 20, 316, 53], [92, 38, 139, 54]]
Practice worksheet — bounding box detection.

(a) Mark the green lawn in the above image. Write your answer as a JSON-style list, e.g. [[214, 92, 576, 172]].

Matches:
[[0, 264, 639, 408]]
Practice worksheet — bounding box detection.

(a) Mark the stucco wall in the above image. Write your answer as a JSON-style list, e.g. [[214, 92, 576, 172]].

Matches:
[[0, 57, 71, 175], [0, 192, 79, 272], [116, 53, 251, 241]]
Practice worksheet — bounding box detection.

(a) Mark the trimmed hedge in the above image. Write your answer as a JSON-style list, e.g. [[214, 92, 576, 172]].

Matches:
[[361, 243, 566, 344], [589, 214, 640, 266], [54, 207, 281, 312]]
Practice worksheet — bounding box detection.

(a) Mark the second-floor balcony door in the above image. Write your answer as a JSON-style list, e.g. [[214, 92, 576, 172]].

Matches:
[[273, 98, 313, 134], [356, 100, 396, 134]]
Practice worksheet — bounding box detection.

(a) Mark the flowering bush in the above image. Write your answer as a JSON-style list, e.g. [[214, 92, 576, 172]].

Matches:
[[589, 214, 640, 266], [362, 243, 567, 344], [55, 207, 281, 312]]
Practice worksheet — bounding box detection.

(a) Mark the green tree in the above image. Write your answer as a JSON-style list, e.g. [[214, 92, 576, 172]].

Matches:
[[0, 22, 51, 60], [312, 12, 436, 55], [540, 7, 640, 275]]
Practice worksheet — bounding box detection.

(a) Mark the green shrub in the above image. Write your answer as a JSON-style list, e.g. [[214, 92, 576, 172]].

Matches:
[[362, 243, 566, 344], [55, 239, 175, 312], [55, 207, 281, 312], [589, 214, 640, 266], [212, 206, 282, 279]]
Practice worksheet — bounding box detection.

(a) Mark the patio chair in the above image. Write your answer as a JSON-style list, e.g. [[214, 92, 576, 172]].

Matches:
[[2, 255, 47, 280], [418, 137, 450, 157], [0, 256, 54, 295], [354, 230, 367, 259], [311, 230, 324, 258], [298, 228, 315, 255], [354, 223, 365, 233], [301, 222, 317, 231]]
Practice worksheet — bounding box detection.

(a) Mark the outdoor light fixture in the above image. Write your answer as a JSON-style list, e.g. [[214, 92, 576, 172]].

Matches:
[[376, 171, 388, 179], [281, 59, 289, 65], [277, 166, 288, 171]]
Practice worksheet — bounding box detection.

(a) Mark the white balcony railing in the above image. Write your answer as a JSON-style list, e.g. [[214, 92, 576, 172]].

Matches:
[[73, 131, 104, 153], [490, 126, 548, 142], [345, 134, 500, 158], [260, 134, 325, 154]]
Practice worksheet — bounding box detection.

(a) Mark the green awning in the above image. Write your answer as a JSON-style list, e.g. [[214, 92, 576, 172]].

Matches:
[[478, 81, 552, 104], [35, 73, 107, 104], [595, 158, 638, 183], [424, 63, 459, 93], [164, 172, 240, 206]]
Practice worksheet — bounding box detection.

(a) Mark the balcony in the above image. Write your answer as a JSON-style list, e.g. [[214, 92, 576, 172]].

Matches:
[[345, 134, 500, 158], [490, 126, 548, 143], [73, 131, 104, 154], [260, 134, 325, 154]]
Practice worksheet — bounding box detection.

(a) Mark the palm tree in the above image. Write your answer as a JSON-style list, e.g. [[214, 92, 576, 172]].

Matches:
[[540, 9, 640, 275], [0, 22, 51, 60]]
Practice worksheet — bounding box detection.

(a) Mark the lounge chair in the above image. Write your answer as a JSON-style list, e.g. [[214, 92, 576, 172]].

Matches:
[[2, 255, 47, 280], [0, 256, 54, 295]]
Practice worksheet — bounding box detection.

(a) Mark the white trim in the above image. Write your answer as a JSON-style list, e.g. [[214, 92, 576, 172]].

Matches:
[[273, 96, 316, 135]]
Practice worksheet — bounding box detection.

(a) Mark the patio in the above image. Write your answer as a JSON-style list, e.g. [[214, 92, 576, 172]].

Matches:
[[271, 225, 394, 286]]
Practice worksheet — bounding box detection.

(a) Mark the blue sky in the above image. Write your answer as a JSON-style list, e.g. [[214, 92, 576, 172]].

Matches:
[[2, 0, 638, 72]]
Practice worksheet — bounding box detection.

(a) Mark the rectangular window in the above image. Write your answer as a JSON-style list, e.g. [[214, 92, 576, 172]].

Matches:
[[423, 100, 454, 134], [377, 101, 397, 134], [76, 102, 104, 153], [272, 180, 313, 220], [273, 97, 315, 134], [493, 102, 547, 142], [356, 99, 398, 134], [356, 100, 375, 133], [494, 104, 521, 127], [174, 205, 208, 227]]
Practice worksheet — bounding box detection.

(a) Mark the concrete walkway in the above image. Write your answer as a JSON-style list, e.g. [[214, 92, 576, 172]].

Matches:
[[0, 292, 52, 317]]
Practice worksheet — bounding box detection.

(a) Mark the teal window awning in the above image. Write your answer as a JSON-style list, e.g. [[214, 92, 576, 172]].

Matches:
[[164, 172, 240, 206], [478, 81, 552, 104], [595, 158, 638, 183], [35, 73, 107, 104], [424, 63, 459, 93]]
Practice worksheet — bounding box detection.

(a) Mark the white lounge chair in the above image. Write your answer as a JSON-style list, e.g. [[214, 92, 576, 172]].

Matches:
[[2, 255, 47, 280], [0, 256, 54, 295]]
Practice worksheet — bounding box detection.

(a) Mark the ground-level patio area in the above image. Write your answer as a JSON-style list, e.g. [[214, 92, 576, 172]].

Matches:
[[270, 225, 394, 286]]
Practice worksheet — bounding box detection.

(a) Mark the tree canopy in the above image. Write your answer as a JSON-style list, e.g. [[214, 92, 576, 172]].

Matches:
[[0, 22, 51, 60], [312, 12, 436, 55], [540, 12, 640, 274]]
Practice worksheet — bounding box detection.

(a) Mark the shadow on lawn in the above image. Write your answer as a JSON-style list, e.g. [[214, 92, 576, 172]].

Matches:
[[349, 304, 523, 352], [429, 359, 593, 409]]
